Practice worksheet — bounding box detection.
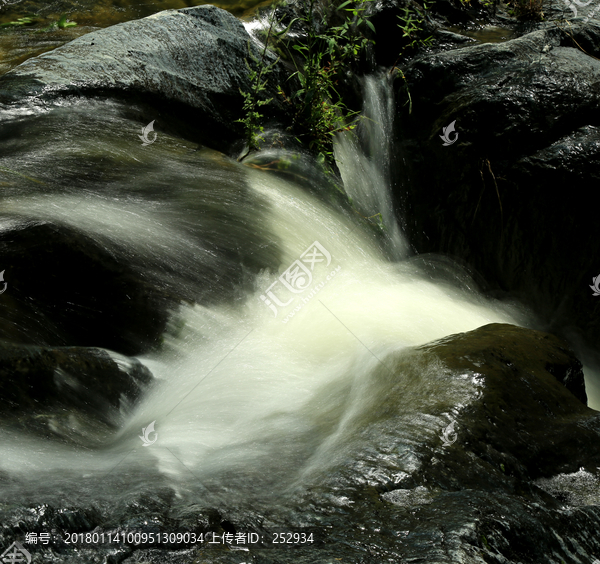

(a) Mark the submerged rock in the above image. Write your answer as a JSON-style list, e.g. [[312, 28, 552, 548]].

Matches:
[[0, 141, 279, 356], [395, 20, 600, 352], [0, 220, 178, 355], [0, 7, 284, 359], [0, 340, 152, 445]]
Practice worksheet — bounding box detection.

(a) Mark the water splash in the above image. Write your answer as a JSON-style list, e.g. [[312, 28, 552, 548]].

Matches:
[[0, 74, 533, 505]]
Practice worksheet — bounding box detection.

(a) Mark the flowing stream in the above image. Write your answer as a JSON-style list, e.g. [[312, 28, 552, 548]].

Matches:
[[0, 73, 565, 510]]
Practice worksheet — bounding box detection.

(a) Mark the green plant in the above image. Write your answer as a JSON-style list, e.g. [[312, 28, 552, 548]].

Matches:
[[459, 0, 496, 10], [39, 14, 78, 32], [329, 0, 376, 61], [0, 15, 37, 28], [508, 0, 543, 20], [57, 14, 77, 28], [396, 1, 433, 53], [237, 14, 279, 155], [391, 1, 433, 114], [272, 0, 375, 165], [238, 61, 273, 154], [239, 0, 376, 164]]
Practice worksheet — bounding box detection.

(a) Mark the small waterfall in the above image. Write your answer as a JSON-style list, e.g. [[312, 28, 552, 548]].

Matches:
[[334, 72, 408, 259], [0, 74, 532, 506]]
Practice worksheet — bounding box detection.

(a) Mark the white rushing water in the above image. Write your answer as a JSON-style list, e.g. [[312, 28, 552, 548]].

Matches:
[[0, 74, 564, 502]]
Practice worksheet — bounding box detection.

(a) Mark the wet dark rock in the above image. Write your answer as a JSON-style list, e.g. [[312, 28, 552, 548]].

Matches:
[[363, 0, 530, 68], [542, 0, 600, 22], [433, 322, 588, 403], [0, 340, 152, 444], [420, 323, 592, 480], [367, 0, 483, 66], [0, 220, 178, 356], [2, 324, 599, 563], [0, 5, 290, 152], [394, 20, 600, 351], [294, 323, 600, 563]]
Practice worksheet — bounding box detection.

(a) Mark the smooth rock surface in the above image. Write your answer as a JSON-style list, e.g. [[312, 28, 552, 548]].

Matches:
[[0, 340, 152, 445], [0, 220, 178, 355], [0, 5, 290, 151]]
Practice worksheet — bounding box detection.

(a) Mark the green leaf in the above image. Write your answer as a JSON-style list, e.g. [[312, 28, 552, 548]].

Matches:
[[57, 14, 77, 29], [0, 15, 37, 27]]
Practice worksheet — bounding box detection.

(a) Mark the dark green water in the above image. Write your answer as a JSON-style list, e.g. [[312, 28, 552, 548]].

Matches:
[[0, 0, 268, 75]]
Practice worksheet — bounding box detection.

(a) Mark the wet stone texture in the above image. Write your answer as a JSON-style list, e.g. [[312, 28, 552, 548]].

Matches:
[[0, 5, 291, 152], [0, 340, 153, 445], [1, 323, 599, 563], [0, 220, 178, 356], [394, 20, 600, 355]]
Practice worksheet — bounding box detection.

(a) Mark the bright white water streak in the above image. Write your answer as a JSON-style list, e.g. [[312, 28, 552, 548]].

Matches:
[[2, 74, 594, 500], [112, 163, 530, 486]]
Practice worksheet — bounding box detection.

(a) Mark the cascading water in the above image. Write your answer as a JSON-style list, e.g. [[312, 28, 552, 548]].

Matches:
[[1, 73, 535, 508]]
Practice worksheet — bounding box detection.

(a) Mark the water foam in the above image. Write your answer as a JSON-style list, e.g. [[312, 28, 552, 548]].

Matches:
[[0, 74, 536, 503]]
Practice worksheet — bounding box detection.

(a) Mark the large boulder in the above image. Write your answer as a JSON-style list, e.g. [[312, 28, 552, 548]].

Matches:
[[286, 324, 600, 564], [394, 21, 600, 352], [0, 5, 290, 152]]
